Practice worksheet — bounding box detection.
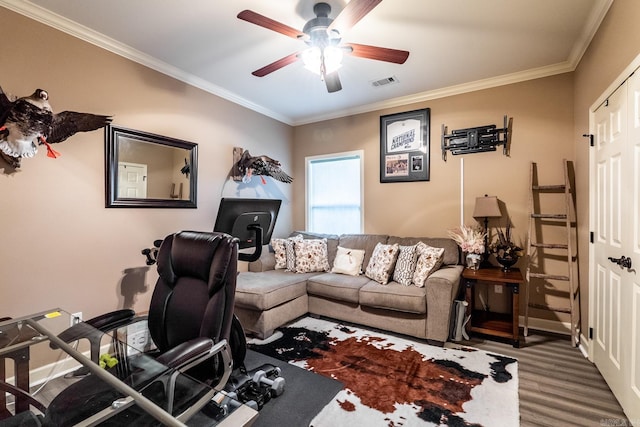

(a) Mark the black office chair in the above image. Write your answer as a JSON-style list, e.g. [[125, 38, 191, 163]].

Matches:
[[43, 230, 240, 426]]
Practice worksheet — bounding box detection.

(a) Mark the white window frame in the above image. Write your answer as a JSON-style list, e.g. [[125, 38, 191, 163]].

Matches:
[[305, 150, 364, 234]]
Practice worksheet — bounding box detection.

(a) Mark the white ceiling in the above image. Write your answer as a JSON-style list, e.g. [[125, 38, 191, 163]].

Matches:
[[2, 0, 611, 125]]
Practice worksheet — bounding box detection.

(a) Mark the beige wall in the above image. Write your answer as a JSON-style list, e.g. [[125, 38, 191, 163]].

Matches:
[[4, 1, 640, 336], [573, 0, 640, 337], [0, 8, 293, 319], [293, 74, 575, 318], [293, 0, 640, 334]]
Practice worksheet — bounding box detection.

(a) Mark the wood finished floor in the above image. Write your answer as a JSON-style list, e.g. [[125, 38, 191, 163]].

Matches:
[[461, 331, 629, 427]]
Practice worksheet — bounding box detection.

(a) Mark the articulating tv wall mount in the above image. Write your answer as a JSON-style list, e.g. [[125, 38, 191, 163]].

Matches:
[[441, 115, 513, 161]]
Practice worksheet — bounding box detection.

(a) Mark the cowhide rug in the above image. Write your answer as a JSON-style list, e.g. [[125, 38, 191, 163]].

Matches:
[[248, 317, 519, 427]]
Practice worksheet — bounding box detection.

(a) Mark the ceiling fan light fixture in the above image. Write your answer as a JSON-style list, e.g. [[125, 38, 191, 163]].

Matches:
[[302, 45, 343, 76]]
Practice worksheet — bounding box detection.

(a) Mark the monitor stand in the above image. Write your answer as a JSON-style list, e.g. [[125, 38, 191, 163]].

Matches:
[[238, 225, 263, 263]]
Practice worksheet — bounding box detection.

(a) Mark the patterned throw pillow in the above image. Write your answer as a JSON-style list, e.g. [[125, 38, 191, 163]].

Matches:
[[285, 235, 303, 271], [365, 242, 400, 284], [272, 235, 302, 270], [272, 239, 287, 269], [294, 238, 330, 273], [392, 244, 418, 286], [412, 241, 445, 287], [332, 246, 366, 276]]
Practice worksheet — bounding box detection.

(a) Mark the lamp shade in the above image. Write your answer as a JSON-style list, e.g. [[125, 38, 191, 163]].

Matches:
[[472, 195, 501, 218]]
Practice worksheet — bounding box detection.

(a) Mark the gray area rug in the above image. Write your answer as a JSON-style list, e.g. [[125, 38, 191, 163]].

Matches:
[[243, 349, 344, 427]]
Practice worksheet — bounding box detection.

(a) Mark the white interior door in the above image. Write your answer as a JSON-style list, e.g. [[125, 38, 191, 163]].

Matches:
[[592, 72, 640, 421], [117, 162, 147, 198]]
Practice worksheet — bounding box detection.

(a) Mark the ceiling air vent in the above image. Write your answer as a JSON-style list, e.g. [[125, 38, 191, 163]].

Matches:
[[371, 76, 399, 87]]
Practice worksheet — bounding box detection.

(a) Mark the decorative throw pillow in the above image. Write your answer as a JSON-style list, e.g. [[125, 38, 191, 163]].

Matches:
[[272, 235, 302, 270], [412, 242, 445, 287], [365, 242, 400, 284], [332, 246, 366, 276], [392, 244, 419, 286], [271, 239, 287, 269], [285, 235, 303, 271], [294, 238, 330, 273]]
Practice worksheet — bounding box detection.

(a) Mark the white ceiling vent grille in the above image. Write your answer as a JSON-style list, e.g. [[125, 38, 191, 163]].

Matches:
[[371, 76, 399, 87]]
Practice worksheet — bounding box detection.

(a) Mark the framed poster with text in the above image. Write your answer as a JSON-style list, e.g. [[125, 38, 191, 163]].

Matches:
[[379, 108, 430, 183]]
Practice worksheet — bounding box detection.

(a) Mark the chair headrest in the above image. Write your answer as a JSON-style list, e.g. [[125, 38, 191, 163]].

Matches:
[[157, 231, 237, 294]]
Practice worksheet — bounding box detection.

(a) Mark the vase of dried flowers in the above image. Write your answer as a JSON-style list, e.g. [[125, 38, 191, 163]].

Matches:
[[489, 223, 523, 272], [448, 225, 486, 270]]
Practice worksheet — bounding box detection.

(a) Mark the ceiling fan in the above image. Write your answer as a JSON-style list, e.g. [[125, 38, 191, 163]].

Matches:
[[237, 0, 410, 93]]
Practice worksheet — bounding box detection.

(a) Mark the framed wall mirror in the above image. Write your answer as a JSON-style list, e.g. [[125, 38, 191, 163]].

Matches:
[[105, 124, 198, 208]]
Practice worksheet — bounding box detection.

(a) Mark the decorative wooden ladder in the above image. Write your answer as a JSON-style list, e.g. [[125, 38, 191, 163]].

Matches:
[[524, 159, 580, 346]]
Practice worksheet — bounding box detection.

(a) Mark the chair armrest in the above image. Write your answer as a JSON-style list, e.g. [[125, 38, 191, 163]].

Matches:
[[54, 309, 136, 347], [85, 309, 137, 332], [155, 337, 213, 370], [156, 338, 233, 393], [52, 310, 140, 365]]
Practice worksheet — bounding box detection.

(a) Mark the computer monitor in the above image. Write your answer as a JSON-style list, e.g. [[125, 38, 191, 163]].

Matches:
[[213, 198, 281, 261]]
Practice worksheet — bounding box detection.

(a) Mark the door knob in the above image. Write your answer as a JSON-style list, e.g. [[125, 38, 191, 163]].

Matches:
[[608, 256, 632, 269]]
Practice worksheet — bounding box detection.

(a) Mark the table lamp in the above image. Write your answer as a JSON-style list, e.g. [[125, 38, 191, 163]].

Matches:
[[472, 195, 502, 267]]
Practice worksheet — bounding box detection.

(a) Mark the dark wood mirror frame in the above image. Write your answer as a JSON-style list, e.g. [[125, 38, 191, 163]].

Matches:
[[105, 124, 198, 208]]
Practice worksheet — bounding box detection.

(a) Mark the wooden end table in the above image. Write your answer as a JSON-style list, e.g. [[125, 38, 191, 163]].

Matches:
[[463, 267, 524, 348]]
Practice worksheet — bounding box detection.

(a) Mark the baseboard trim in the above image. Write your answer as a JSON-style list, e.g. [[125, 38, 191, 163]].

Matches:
[[519, 317, 591, 357], [519, 316, 571, 336], [578, 333, 590, 359]]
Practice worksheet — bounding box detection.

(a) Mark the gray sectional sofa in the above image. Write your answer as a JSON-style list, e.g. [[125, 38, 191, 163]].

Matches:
[[234, 232, 464, 345]]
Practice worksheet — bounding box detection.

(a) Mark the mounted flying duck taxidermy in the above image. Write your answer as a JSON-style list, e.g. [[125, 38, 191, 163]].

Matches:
[[233, 147, 293, 184], [0, 85, 112, 168]]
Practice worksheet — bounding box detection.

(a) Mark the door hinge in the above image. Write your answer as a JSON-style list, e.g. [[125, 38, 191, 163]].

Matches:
[[583, 133, 594, 146], [590, 231, 594, 243], [589, 327, 594, 340]]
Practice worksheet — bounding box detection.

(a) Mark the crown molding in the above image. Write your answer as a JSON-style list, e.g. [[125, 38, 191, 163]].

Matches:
[[2, 0, 613, 128], [293, 61, 574, 126], [566, 0, 613, 68], [0, 0, 293, 125]]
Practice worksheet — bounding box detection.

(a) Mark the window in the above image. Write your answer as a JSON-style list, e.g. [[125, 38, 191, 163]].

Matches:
[[306, 151, 363, 234]]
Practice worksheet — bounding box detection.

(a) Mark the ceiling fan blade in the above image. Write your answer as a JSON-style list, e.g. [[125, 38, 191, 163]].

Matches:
[[252, 52, 301, 77], [324, 71, 342, 93], [328, 0, 383, 34], [344, 43, 409, 64], [238, 10, 304, 39]]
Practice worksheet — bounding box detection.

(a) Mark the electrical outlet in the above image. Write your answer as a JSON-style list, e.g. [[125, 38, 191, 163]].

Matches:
[[70, 312, 83, 327], [117, 320, 156, 355], [494, 285, 503, 294]]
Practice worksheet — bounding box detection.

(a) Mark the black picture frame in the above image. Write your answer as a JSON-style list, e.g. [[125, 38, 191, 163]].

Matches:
[[380, 108, 430, 183], [105, 124, 198, 208]]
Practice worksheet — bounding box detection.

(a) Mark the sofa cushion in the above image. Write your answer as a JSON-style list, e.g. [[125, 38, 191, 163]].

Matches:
[[338, 234, 389, 267], [365, 242, 399, 284], [387, 236, 460, 266], [392, 244, 418, 286], [307, 273, 372, 304], [359, 281, 427, 314], [331, 246, 366, 276], [235, 270, 316, 310]]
